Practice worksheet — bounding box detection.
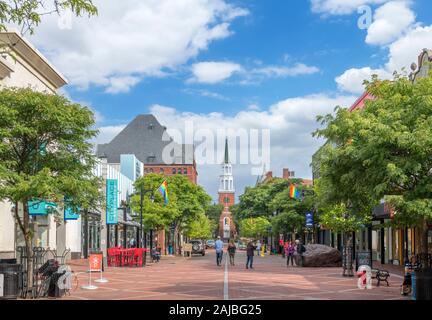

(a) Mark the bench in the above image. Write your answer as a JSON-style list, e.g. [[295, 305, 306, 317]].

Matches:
[[371, 269, 390, 287]]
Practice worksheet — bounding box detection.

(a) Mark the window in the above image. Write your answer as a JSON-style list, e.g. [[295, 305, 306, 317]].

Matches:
[[172, 168, 176, 174], [160, 168, 164, 174], [149, 168, 154, 173], [183, 168, 187, 175]]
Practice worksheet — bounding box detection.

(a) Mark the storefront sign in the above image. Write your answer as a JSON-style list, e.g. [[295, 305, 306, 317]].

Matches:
[[64, 206, 80, 221], [305, 212, 314, 228], [106, 179, 118, 225], [28, 200, 57, 216], [89, 254, 103, 272]]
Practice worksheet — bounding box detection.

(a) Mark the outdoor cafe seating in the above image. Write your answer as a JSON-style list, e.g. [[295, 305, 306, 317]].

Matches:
[[107, 247, 148, 267]]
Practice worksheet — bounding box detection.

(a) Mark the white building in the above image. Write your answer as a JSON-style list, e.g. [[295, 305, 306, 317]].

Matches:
[[0, 30, 67, 259]]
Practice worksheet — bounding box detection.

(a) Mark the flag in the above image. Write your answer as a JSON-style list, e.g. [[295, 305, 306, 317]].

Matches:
[[289, 185, 300, 199], [158, 180, 169, 205]]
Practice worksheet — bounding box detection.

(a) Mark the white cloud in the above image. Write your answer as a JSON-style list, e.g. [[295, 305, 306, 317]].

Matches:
[[105, 76, 141, 94], [365, 1, 415, 46], [251, 63, 320, 78], [188, 61, 242, 84], [188, 61, 320, 85], [310, 0, 389, 15], [29, 0, 248, 93], [386, 25, 432, 73], [335, 67, 392, 94], [94, 94, 357, 199]]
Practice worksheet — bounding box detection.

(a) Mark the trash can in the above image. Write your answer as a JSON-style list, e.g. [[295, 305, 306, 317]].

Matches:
[[415, 269, 432, 300], [0, 263, 21, 300]]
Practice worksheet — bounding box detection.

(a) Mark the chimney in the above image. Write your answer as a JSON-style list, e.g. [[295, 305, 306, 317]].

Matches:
[[265, 171, 273, 180], [283, 168, 290, 180]]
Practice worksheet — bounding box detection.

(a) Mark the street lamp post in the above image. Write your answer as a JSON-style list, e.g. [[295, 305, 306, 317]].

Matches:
[[138, 185, 154, 267]]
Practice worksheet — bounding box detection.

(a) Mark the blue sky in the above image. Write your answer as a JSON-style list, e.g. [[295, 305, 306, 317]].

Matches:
[[29, 0, 432, 201]]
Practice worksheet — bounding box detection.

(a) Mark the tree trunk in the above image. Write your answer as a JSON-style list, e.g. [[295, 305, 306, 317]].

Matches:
[[22, 203, 33, 293], [420, 217, 429, 266]]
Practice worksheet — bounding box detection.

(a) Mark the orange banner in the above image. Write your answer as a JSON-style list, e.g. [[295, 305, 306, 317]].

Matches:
[[89, 254, 103, 271]]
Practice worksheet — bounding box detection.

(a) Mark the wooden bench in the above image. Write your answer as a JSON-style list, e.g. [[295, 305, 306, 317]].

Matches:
[[371, 269, 390, 287]]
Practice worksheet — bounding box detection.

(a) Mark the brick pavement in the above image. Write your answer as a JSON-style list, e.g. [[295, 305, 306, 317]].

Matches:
[[60, 250, 408, 300]]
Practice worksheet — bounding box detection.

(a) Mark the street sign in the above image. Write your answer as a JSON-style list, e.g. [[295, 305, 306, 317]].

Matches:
[[0, 274, 3, 297]]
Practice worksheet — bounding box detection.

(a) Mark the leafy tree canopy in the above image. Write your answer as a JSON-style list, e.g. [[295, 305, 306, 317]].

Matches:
[[314, 72, 432, 236], [0, 0, 98, 35], [240, 216, 271, 239]]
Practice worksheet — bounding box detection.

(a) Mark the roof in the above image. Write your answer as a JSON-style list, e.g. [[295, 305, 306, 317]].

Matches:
[[0, 30, 68, 89], [224, 137, 229, 164], [96, 114, 194, 165], [349, 92, 374, 112]]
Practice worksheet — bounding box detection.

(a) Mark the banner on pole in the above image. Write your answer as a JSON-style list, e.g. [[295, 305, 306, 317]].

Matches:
[[306, 212, 314, 228], [106, 179, 118, 225]]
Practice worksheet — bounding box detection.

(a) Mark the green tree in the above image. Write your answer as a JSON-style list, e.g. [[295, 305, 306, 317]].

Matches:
[[236, 178, 290, 220], [314, 72, 432, 255], [0, 0, 98, 35], [130, 173, 178, 232], [240, 217, 271, 239], [0, 87, 101, 290], [131, 174, 212, 254], [168, 175, 211, 253], [205, 203, 223, 237], [184, 212, 213, 240]]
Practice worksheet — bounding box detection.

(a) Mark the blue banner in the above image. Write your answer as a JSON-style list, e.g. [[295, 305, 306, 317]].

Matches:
[[106, 179, 118, 225], [306, 212, 314, 228], [28, 200, 57, 216]]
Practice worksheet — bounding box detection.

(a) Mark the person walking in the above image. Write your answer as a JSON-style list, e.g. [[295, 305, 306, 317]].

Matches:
[[129, 238, 137, 248], [295, 239, 306, 267], [227, 240, 236, 266], [215, 236, 224, 266], [256, 240, 261, 255], [246, 241, 256, 269], [282, 240, 288, 258], [286, 241, 295, 266]]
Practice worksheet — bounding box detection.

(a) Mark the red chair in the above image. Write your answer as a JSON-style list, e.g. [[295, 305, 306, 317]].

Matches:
[[122, 248, 134, 267], [131, 248, 145, 267]]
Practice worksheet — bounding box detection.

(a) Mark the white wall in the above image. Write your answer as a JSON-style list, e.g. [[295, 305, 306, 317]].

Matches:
[[0, 201, 15, 257], [0, 54, 55, 93]]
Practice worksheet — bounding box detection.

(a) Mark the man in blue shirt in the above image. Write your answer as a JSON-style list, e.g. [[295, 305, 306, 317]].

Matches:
[[215, 236, 224, 266]]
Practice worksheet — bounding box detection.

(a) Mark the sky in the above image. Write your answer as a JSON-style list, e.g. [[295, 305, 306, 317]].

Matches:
[[26, 0, 432, 202]]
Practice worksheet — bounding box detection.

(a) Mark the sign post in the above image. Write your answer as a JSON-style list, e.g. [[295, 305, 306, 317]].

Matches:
[[81, 254, 103, 290], [183, 243, 192, 258]]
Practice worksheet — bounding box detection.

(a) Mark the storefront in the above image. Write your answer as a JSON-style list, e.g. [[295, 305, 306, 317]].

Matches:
[[81, 212, 101, 258]]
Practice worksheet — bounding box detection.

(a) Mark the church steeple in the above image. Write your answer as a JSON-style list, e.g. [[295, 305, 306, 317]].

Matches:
[[219, 138, 234, 193], [224, 137, 229, 164], [218, 137, 236, 240]]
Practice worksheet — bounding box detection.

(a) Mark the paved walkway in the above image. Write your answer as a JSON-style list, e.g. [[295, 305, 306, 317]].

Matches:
[[63, 250, 408, 300]]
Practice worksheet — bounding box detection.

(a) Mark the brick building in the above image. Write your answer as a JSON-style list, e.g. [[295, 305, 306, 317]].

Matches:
[[96, 114, 197, 184], [96, 114, 198, 253]]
